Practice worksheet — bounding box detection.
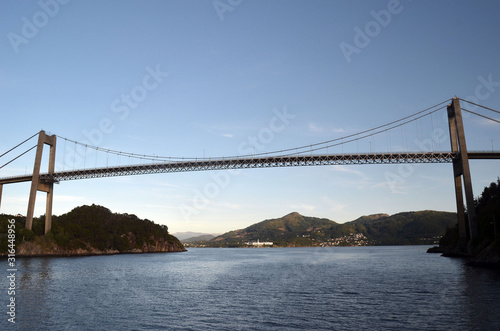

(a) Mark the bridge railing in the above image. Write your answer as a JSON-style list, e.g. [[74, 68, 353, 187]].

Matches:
[[2, 151, 500, 185]]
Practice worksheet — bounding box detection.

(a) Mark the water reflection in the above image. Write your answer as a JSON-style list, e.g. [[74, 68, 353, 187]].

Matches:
[[462, 265, 500, 330], [7, 248, 500, 330], [18, 258, 53, 330]]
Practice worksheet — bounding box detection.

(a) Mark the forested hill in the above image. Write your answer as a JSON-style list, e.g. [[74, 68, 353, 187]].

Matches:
[[207, 210, 457, 247], [436, 178, 500, 267], [0, 204, 185, 256], [347, 211, 458, 245]]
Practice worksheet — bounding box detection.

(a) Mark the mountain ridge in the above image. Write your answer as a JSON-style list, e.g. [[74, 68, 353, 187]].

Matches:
[[193, 210, 457, 247], [173, 231, 220, 241]]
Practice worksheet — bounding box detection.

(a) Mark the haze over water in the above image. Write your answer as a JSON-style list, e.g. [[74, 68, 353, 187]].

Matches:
[[3, 246, 500, 330]]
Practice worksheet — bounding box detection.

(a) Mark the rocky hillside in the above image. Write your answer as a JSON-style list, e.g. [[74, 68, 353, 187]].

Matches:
[[0, 204, 185, 257]]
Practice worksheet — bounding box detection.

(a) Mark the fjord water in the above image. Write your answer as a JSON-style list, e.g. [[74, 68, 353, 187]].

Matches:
[[5, 246, 500, 330]]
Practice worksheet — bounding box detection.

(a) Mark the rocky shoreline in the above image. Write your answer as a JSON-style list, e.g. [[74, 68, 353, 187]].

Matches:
[[425, 178, 500, 270], [1, 205, 188, 258], [2, 238, 186, 258], [427, 241, 500, 269]]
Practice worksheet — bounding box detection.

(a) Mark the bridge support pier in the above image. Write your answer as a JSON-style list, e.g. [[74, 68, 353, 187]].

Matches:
[[447, 97, 478, 252], [25, 131, 56, 234]]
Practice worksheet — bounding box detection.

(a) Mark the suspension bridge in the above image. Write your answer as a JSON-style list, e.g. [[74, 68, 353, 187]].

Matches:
[[1, 97, 499, 251]]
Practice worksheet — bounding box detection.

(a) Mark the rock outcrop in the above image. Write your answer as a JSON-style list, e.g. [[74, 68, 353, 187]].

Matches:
[[11, 235, 186, 257]]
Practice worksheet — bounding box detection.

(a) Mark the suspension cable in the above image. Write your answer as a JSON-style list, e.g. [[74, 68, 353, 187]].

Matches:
[[55, 99, 450, 162], [242, 99, 450, 158], [462, 108, 500, 124], [459, 98, 500, 115], [0, 145, 37, 169], [0, 131, 39, 159], [281, 105, 447, 156]]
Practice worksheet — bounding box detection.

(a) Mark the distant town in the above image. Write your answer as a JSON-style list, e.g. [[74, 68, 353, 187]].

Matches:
[[184, 233, 370, 248], [320, 233, 368, 247]]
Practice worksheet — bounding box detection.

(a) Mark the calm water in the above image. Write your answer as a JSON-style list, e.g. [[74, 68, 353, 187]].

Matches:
[[2, 246, 500, 330]]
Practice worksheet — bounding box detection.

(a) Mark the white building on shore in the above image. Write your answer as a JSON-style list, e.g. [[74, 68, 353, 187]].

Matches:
[[245, 239, 273, 247]]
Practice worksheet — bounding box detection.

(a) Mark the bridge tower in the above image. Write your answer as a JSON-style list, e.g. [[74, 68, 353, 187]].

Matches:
[[25, 130, 57, 234], [447, 97, 478, 251]]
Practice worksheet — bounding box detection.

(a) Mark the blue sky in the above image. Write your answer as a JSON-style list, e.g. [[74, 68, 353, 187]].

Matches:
[[1, 0, 499, 234]]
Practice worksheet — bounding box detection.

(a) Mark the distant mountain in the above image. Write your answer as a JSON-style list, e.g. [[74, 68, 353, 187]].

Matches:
[[211, 212, 347, 247], [207, 211, 457, 247], [173, 232, 220, 241], [348, 213, 389, 225], [182, 234, 216, 243]]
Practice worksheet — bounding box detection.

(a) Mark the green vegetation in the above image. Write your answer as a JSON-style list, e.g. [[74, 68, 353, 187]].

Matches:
[[475, 179, 500, 245], [1, 204, 185, 255], [438, 178, 500, 260], [198, 210, 457, 247], [351, 211, 457, 245]]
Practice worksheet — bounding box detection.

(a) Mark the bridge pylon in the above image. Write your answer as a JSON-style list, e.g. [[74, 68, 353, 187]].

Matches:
[[25, 130, 57, 234], [447, 97, 478, 251]]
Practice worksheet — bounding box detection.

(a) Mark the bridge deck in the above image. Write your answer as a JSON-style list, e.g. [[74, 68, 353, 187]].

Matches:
[[1, 151, 499, 185]]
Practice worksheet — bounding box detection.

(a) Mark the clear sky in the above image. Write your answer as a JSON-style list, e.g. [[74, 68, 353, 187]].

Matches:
[[1, 0, 499, 234]]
